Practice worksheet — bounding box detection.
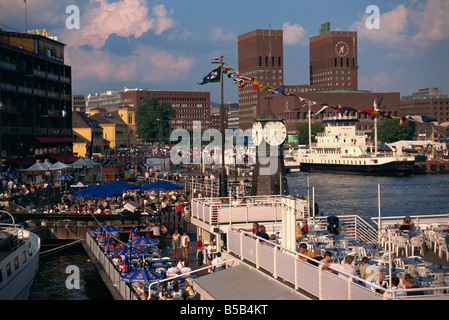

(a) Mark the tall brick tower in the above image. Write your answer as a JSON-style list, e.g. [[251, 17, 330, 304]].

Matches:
[[309, 22, 358, 90], [238, 27, 284, 130]]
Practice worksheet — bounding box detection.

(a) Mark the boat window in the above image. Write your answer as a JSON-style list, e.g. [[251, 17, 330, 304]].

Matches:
[[22, 251, 27, 264], [6, 263, 11, 277], [14, 256, 19, 270]]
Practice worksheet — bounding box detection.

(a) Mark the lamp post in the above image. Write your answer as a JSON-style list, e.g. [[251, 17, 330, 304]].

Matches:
[[62, 109, 67, 163], [0, 101, 3, 173]]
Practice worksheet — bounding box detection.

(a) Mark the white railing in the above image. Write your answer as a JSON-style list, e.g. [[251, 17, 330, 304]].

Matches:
[[226, 227, 449, 300], [372, 214, 449, 231], [191, 195, 309, 226], [312, 215, 378, 243]]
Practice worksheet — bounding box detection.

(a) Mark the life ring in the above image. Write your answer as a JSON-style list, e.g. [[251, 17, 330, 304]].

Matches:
[[430, 165, 437, 171], [421, 165, 427, 171], [414, 165, 421, 172], [440, 164, 445, 171], [238, 184, 243, 191]]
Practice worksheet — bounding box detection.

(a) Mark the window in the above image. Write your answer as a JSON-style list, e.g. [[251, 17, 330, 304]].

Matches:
[[14, 257, 19, 270], [6, 263, 11, 277]]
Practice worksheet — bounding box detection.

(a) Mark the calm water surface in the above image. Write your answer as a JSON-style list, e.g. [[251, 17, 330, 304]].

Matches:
[[288, 172, 449, 221], [29, 243, 113, 300]]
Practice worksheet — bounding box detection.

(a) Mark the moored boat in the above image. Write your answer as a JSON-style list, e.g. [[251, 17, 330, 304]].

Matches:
[[0, 211, 40, 300], [287, 115, 415, 176]]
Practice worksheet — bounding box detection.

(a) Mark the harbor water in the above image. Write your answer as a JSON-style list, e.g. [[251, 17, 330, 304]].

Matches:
[[29, 243, 114, 300], [288, 172, 449, 221], [29, 172, 449, 300]]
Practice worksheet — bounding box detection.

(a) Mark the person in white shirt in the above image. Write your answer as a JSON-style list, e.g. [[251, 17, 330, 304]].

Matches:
[[212, 252, 225, 272], [166, 262, 179, 277], [323, 255, 357, 280], [181, 231, 190, 259], [180, 261, 192, 277]]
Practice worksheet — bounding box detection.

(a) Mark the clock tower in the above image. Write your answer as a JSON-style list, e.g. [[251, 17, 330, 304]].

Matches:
[[309, 23, 358, 90], [251, 109, 289, 196]]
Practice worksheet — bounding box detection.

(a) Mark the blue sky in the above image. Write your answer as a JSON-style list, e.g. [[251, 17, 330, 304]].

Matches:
[[1, 0, 448, 104]]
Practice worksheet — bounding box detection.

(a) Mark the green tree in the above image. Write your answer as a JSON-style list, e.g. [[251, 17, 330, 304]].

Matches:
[[296, 123, 324, 146], [136, 95, 175, 142], [374, 118, 415, 143]]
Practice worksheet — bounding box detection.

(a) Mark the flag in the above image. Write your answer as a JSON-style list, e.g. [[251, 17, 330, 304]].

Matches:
[[316, 103, 330, 115], [360, 108, 375, 118], [197, 65, 221, 85], [252, 78, 263, 91]]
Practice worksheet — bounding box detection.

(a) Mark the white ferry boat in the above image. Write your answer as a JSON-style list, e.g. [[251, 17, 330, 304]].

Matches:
[[287, 115, 415, 175], [0, 211, 40, 300]]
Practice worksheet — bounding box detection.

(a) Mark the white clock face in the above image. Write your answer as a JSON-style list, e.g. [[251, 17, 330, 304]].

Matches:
[[335, 41, 349, 57], [264, 121, 287, 146], [251, 121, 264, 146]]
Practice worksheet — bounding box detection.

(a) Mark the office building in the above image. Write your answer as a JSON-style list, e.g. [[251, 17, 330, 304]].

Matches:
[[0, 29, 73, 167]]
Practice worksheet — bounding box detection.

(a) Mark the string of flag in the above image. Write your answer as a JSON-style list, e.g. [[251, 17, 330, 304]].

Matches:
[[198, 58, 449, 128]]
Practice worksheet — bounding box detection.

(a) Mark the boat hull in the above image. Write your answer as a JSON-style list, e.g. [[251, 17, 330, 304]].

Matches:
[[0, 229, 40, 300], [299, 160, 415, 176]]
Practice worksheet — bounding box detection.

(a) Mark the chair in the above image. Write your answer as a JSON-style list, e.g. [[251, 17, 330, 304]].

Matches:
[[438, 241, 449, 261], [415, 266, 430, 277], [393, 236, 410, 257], [410, 236, 425, 256]]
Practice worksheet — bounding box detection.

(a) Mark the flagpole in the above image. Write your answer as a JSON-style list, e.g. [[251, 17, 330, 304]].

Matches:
[[25, 0, 27, 32], [219, 55, 228, 197]]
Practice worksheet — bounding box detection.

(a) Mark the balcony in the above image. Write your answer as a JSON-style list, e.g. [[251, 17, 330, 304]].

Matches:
[[0, 60, 16, 71], [33, 69, 46, 78], [191, 195, 309, 233]]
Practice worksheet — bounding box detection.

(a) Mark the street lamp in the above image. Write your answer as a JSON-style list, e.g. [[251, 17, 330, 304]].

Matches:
[[0, 101, 3, 173], [62, 110, 67, 163]]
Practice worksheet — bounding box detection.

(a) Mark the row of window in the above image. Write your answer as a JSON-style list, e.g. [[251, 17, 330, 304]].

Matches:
[[0, 250, 27, 285]]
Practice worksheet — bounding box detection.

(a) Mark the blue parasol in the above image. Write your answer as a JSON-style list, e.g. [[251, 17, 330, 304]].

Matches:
[[129, 237, 159, 247], [73, 180, 139, 198], [93, 225, 123, 234], [113, 246, 145, 257], [121, 269, 162, 283], [140, 180, 184, 191], [128, 225, 139, 243], [99, 230, 107, 246], [104, 237, 115, 255]]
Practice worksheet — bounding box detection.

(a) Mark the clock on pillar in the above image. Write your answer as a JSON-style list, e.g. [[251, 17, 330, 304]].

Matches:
[[251, 109, 289, 196]]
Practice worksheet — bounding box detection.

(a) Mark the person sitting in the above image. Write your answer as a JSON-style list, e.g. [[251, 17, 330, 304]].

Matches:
[[399, 215, 415, 232], [323, 255, 357, 279], [166, 262, 179, 277], [298, 243, 315, 262], [256, 225, 270, 241], [401, 274, 424, 296], [301, 219, 309, 237], [180, 261, 192, 276], [359, 257, 374, 280]]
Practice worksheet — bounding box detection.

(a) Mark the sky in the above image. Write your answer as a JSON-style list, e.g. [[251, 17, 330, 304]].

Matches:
[[1, 0, 448, 104]]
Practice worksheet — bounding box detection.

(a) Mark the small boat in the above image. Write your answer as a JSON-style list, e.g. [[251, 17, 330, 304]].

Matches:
[[0, 211, 40, 300]]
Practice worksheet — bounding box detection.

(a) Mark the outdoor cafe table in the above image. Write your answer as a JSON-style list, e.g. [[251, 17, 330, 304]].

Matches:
[[401, 257, 427, 275], [414, 276, 435, 287], [426, 265, 449, 283], [380, 267, 405, 275]]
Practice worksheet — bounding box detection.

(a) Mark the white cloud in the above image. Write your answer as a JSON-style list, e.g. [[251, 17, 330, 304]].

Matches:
[[360, 69, 404, 92], [210, 27, 235, 42], [282, 22, 307, 46], [410, 0, 449, 45], [58, 1, 193, 88], [350, 4, 409, 47]]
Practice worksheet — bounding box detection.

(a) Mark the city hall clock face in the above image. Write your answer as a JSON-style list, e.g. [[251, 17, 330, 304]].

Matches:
[[335, 41, 349, 56], [251, 121, 264, 146]]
